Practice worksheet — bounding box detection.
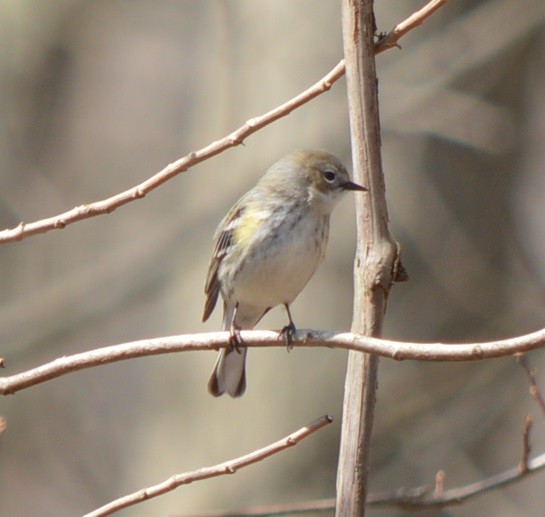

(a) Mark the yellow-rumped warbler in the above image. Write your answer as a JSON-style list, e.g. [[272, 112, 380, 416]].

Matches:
[[202, 150, 367, 397]]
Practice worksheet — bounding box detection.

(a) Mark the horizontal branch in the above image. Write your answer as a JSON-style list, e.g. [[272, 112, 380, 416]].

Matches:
[[2, 327, 545, 395], [84, 415, 332, 517], [0, 0, 447, 244]]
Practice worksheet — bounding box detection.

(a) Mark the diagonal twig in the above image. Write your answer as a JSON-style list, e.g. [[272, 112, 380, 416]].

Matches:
[[375, 0, 450, 54], [83, 415, 332, 517], [517, 354, 545, 418], [369, 416, 544, 509], [0, 61, 344, 244], [0, 0, 450, 244], [190, 418, 545, 515]]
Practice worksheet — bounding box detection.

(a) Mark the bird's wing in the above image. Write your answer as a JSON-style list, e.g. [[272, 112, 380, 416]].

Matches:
[[202, 200, 245, 322]]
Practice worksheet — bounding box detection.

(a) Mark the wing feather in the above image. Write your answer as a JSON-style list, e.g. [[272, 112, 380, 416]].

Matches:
[[202, 202, 244, 322]]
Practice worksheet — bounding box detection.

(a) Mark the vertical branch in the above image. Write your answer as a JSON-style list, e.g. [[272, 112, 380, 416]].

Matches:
[[336, 1, 403, 515]]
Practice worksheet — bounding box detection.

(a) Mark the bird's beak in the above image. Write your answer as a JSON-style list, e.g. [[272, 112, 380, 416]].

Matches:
[[342, 180, 368, 192]]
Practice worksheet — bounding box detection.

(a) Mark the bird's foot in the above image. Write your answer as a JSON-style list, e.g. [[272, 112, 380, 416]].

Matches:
[[228, 327, 243, 354], [280, 322, 296, 352]]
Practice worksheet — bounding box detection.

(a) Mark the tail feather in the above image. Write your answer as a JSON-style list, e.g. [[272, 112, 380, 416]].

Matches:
[[208, 347, 247, 397], [207, 301, 267, 397]]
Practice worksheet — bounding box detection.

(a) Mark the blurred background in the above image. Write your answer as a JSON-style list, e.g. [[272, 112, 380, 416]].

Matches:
[[1, 1, 545, 515]]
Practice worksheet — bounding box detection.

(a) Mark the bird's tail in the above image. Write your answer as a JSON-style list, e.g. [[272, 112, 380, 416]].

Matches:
[[208, 301, 247, 397], [208, 346, 247, 397]]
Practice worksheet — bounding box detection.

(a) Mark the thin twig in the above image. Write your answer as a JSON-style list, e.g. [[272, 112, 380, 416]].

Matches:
[[370, 417, 544, 510], [2, 328, 545, 395], [370, 452, 545, 509], [434, 470, 445, 495], [0, 0, 449, 244], [519, 415, 533, 474], [517, 354, 545, 418], [83, 416, 332, 517], [190, 422, 545, 515], [375, 0, 451, 54], [0, 61, 344, 244]]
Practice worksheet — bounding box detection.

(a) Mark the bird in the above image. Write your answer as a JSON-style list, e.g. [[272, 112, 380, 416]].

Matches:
[[202, 150, 367, 397]]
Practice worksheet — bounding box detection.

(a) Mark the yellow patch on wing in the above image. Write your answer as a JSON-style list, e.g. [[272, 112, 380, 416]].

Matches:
[[234, 205, 264, 251]]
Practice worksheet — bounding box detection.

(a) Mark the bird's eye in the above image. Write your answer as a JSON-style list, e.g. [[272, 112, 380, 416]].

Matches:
[[322, 169, 336, 183]]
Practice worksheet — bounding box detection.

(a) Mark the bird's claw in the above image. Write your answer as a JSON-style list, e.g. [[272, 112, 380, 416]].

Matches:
[[228, 328, 243, 354], [280, 323, 296, 352]]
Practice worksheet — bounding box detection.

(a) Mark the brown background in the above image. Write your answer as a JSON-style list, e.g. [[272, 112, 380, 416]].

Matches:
[[1, 1, 545, 516]]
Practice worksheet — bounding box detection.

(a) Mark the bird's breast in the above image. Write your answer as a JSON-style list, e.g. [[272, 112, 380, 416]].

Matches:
[[223, 207, 329, 308]]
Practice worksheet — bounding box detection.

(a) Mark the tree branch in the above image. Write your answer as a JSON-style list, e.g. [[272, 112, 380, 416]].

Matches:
[[2, 327, 545, 395], [518, 354, 545, 418], [337, 0, 400, 513], [83, 415, 332, 517], [375, 0, 451, 54], [368, 417, 542, 509], [0, 0, 449, 244], [189, 418, 545, 515], [0, 61, 344, 244]]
